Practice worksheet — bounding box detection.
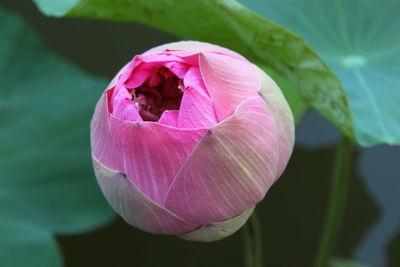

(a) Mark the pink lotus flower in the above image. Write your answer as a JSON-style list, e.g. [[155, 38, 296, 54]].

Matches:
[[90, 41, 294, 241]]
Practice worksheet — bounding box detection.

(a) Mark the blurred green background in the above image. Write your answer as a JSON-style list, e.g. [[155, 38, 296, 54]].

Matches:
[[1, 1, 399, 267]]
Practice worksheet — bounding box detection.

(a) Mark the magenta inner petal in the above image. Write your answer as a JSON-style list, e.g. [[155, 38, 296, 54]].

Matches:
[[131, 67, 184, 122], [177, 67, 218, 128], [110, 52, 220, 128]]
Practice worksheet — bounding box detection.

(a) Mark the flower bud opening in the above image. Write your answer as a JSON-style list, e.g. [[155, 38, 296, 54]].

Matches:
[[91, 41, 295, 242], [131, 67, 183, 121]]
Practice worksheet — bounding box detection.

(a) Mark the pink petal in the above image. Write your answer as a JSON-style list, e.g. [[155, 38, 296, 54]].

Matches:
[[91, 91, 124, 172], [92, 157, 197, 234], [177, 67, 218, 128], [163, 97, 279, 225], [138, 53, 190, 64], [122, 53, 197, 89], [163, 61, 191, 79], [158, 110, 179, 127], [110, 86, 142, 121], [109, 117, 207, 204], [91, 90, 208, 204], [257, 68, 295, 178], [199, 52, 259, 121], [183, 66, 210, 96], [124, 66, 152, 89], [144, 41, 247, 62]]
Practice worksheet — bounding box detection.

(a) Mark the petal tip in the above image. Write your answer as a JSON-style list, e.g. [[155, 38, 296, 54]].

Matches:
[[178, 207, 254, 242]]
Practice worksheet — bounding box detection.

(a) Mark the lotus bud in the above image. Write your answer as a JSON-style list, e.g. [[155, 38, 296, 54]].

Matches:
[[90, 41, 294, 242]]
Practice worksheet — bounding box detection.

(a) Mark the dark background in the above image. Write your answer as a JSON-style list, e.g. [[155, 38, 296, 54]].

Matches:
[[2, 1, 400, 266]]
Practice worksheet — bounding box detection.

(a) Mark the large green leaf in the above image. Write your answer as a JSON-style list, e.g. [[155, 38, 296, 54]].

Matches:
[[0, 7, 115, 266], [0, 7, 114, 234], [32, 0, 357, 132], [238, 0, 400, 146], [0, 219, 62, 267]]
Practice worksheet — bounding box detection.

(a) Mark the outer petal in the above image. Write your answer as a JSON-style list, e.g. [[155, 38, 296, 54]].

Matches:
[[109, 117, 207, 204], [91, 91, 124, 172], [164, 97, 279, 225], [92, 157, 197, 235], [91, 90, 208, 204], [179, 207, 254, 242], [144, 41, 247, 62], [257, 67, 295, 178], [199, 52, 259, 120]]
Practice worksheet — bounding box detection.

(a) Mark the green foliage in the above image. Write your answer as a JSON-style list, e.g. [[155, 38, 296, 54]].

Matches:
[[331, 258, 374, 267], [32, 0, 357, 130], [240, 0, 400, 146], [0, 8, 114, 266], [0, 220, 62, 267]]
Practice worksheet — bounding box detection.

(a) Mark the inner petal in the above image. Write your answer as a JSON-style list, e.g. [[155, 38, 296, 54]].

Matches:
[[131, 67, 184, 121]]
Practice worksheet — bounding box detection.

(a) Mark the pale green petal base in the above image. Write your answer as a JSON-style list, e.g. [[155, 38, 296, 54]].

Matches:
[[179, 207, 255, 242]]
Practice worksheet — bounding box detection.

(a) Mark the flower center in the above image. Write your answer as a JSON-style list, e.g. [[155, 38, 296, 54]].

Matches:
[[132, 67, 183, 121]]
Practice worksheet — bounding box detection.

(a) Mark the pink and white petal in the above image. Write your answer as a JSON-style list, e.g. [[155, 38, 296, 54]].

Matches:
[[123, 55, 197, 88], [183, 66, 210, 96], [124, 67, 153, 89], [111, 86, 142, 122], [257, 68, 295, 178], [163, 61, 191, 79], [158, 110, 179, 127], [138, 53, 187, 64], [91, 91, 125, 172], [164, 97, 279, 225], [199, 52, 259, 121], [135, 53, 198, 69], [179, 207, 254, 242], [109, 117, 208, 204], [92, 157, 197, 235], [177, 67, 218, 128], [178, 87, 218, 128], [123, 55, 176, 89], [144, 41, 247, 62], [112, 98, 142, 122]]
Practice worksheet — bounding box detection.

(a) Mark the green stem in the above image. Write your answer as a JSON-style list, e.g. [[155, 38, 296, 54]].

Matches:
[[244, 210, 263, 267], [314, 136, 354, 267]]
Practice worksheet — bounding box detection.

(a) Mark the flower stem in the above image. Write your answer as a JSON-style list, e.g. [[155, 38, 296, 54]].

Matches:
[[314, 136, 354, 267], [244, 210, 263, 267]]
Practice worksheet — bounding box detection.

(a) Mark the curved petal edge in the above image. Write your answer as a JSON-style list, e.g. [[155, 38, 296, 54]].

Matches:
[[92, 156, 197, 235], [257, 67, 295, 178], [179, 207, 255, 242], [164, 97, 279, 225]]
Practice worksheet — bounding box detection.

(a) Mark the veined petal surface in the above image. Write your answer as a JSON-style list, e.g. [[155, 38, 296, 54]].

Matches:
[[91, 91, 125, 172], [91, 90, 208, 204], [164, 97, 279, 224], [258, 68, 295, 178], [178, 67, 218, 128], [109, 117, 207, 204], [92, 157, 197, 234], [199, 52, 259, 120]]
